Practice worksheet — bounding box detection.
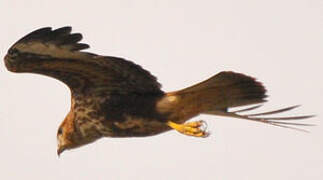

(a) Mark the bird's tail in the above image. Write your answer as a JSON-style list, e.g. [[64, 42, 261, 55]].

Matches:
[[166, 71, 267, 114], [158, 71, 313, 131]]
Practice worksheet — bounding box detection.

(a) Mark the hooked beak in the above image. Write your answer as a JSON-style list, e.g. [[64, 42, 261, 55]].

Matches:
[[57, 146, 65, 157]]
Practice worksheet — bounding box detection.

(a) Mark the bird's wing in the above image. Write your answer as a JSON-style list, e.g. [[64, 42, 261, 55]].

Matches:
[[206, 105, 315, 132], [5, 26, 163, 96]]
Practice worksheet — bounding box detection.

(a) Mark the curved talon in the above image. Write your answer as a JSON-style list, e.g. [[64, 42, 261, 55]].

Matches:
[[201, 130, 210, 138], [167, 120, 209, 138], [198, 120, 208, 132]]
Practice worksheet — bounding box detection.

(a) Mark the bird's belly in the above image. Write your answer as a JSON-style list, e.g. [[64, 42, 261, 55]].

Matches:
[[105, 116, 172, 137]]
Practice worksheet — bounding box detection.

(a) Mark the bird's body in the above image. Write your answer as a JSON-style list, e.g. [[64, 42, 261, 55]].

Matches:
[[4, 26, 313, 155], [69, 91, 169, 138]]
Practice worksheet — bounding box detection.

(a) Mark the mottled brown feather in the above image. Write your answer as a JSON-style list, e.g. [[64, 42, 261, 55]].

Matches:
[[4, 26, 314, 155]]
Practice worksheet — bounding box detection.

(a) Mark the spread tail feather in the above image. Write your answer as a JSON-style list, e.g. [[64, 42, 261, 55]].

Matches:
[[175, 71, 267, 112], [160, 71, 314, 131]]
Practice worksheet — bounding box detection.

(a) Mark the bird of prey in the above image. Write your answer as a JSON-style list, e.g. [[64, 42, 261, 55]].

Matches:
[[4, 26, 313, 156]]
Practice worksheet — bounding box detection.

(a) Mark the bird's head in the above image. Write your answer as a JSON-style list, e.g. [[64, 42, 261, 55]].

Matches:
[[57, 111, 80, 156], [56, 110, 101, 156]]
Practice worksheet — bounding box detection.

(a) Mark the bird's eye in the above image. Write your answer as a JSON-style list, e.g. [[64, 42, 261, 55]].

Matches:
[[58, 128, 63, 135]]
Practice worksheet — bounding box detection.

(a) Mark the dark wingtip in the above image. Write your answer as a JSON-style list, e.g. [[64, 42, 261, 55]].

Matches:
[[61, 33, 83, 44], [49, 26, 72, 38], [246, 105, 302, 117], [13, 26, 90, 52], [231, 104, 263, 113], [15, 27, 52, 44], [71, 43, 90, 51], [225, 104, 315, 132], [53, 26, 72, 33]]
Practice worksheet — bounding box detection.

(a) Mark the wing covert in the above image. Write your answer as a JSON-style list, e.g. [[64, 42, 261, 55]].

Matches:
[[5, 26, 163, 96]]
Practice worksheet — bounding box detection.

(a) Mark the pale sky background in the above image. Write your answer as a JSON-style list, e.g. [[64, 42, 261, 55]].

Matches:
[[0, 0, 322, 180]]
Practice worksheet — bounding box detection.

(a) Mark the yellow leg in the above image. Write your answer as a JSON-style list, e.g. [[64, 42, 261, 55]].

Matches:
[[167, 120, 209, 137]]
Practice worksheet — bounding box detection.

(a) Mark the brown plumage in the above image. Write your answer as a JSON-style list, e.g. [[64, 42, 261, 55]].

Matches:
[[4, 26, 314, 156]]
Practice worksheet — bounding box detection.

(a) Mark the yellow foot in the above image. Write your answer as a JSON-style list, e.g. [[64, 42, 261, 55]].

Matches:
[[167, 120, 209, 137]]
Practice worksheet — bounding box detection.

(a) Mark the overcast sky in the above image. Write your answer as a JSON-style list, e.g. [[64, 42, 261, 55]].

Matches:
[[0, 0, 322, 179]]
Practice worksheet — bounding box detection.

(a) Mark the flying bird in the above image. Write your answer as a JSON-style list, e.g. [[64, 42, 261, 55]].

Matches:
[[4, 26, 314, 156]]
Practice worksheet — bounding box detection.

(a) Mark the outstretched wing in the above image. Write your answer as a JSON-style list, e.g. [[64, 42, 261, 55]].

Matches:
[[4, 26, 163, 96], [206, 105, 314, 132]]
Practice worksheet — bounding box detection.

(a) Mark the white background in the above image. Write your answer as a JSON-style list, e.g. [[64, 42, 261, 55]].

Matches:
[[0, 0, 322, 179]]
